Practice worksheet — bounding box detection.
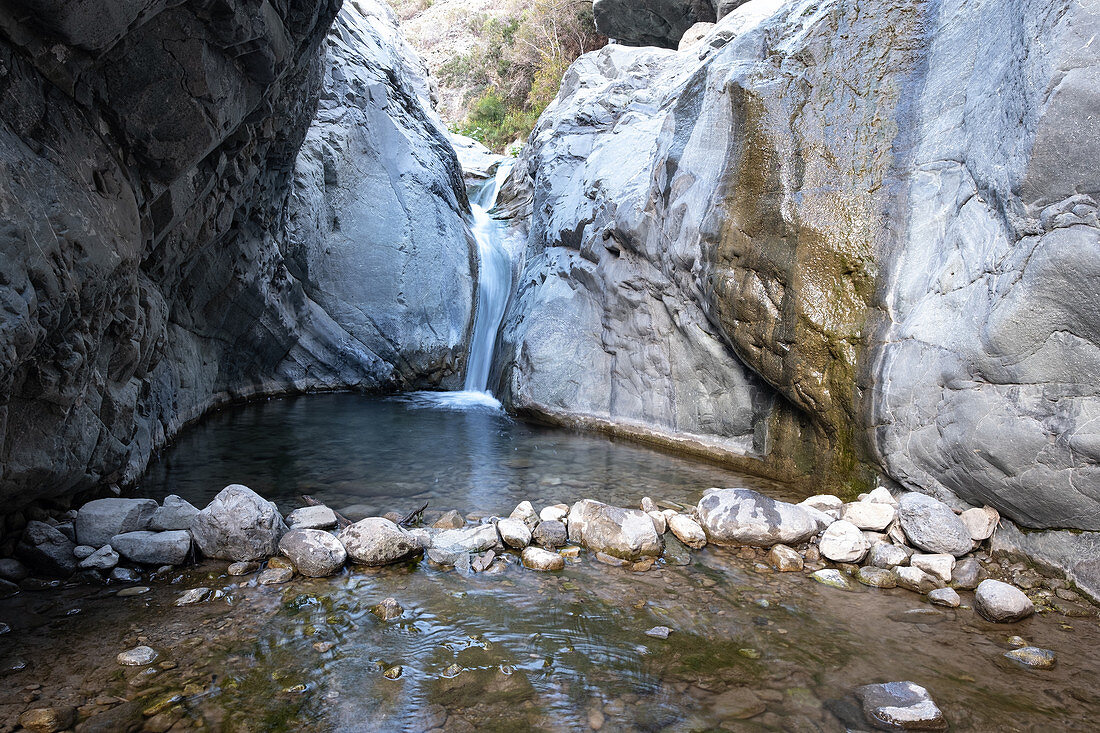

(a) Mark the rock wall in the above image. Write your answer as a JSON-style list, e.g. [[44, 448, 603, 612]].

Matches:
[[0, 0, 474, 511], [500, 0, 1100, 540]]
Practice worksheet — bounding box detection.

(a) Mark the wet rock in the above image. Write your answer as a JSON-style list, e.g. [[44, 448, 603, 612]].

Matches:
[[174, 587, 212, 606], [819, 521, 870, 563], [697, 489, 818, 547], [471, 549, 496, 572], [509, 501, 539, 528], [522, 546, 565, 571], [0, 558, 29, 583], [910, 554, 955, 583], [710, 687, 767, 720], [496, 518, 532, 549], [111, 531, 191, 566], [426, 524, 501, 564], [539, 504, 569, 523], [79, 544, 120, 571], [811, 569, 859, 591], [662, 535, 693, 566], [645, 625, 671, 639], [857, 567, 898, 589], [73, 700, 143, 733], [959, 506, 999, 541], [371, 597, 403, 621], [191, 485, 287, 562], [841, 502, 897, 532], [17, 521, 78, 576], [869, 543, 910, 569], [149, 496, 199, 531], [1004, 646, 1056, 669], [567, 499, 663, 560], [767, 544, 803, 572], [668, 515, 706, 549], [897, 493, 972, 557], [117, 646, 158, 666], [227, 561, 260, 576], [258, 567, 294, 585], [929, 587, 961, 608], [799, 495, 843, 518], [895, 566, 942, 594], [950, 557, 983, 590], [532, 520, 568, 548], [432, 510, 466, 529], [75, 499, 157, 548], [338, 517, 421, 566], [279, 529, 347, 577], [17, 706, 76, 733], [286, 505, 338, 530], [975, 579, 1034, 622], [856, 681, 946, 731], [110, 567, 141, 583], [1007, 635, 1028, 648]]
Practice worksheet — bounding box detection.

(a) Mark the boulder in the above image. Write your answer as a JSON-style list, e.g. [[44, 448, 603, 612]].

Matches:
[[567, 499, 663, 560], [279, 529, 347, 577], [75, 499, 157, 548], [855, 681, 947, 731], [521, 547, 565, 571], [975, 579, 1035, 622], [16, 521, 77, 576], [286, 505, 338, 530], [532, 520, 568, 548], [111, 531, 191, 566], [668, 514, 706, 549], [496, 518, 532, 549], [841, 502, 896, 531], [149, 495, 199, 531], [819, 521, 870, 563], [338, 518, 421, 566], [191, 485, 287, 562], [897, 493, 973, 557], [960, 506, 999, 541], [696, 489, 818, 547]]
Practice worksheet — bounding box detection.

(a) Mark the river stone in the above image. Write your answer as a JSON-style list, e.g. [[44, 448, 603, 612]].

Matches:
[[17, 521, 78, 576], [911, 554, 955, 583], [648, 510, 667, 535], [75, 498, 158, 548], [709, 687, 767, 720], [668, 514, 706, 549], [338, 518, 420, 566], [975, 579, 1035, 622], [641, 496, 659, 513], [662, 535, 693, 566], [869, 543, 911, 569], [799, 495, 844, 518], [372, 597, 403, 621], [897, 493, 973, 557], [79, 544, 119, 571], [17, 706, 76, 733], [258, 567, 294, 585], [539, 504, 569, 523], [496, 518, 532, 549], [432, 510, 466, 529], [960, 506, 999, 541], [191, 485, 287, 562], [279, 529, 347, 577], [175, 587, 212, 606], [0, 558, 29, 583], [532, 520, 568, 548], [645, 625, 672, 639], [819, 521, 870, 563], [841, 502, 897, 531], [1004, 646, 1056, 669], [929, 587, 961, 608], [950, 557, 983, 590], [110, 567, 141, 583], [117, 646, 158, 666], [767, 544, 803, 572], [111, 531, 191, 566], [856, 681, 947, 731], [286, 505, 338, 530], [149, 495, 199, 531], [427, 524, 501, 561], [567, 499, 663, 560], [227, 561, 260, 576], [697, 489, 818, 547], [510, 501, 538, 528], [895, 566, 941, 594], [522, 546, 565, 571], [858, 566, 898, 588], [811, 569, 858, 591], [865, 487, 899, 506]]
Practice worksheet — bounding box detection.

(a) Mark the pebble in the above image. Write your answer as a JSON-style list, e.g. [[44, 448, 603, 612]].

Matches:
[[372, 597, 404, 621], [313, 641, 335, 653], [1007, 635, 1028, 648], [383, 665, 402, 680], [117, 646, 158, 666], [645, 626, 672, 639], [928, 587, 961, 608], [1004, 646, 1056, 669]]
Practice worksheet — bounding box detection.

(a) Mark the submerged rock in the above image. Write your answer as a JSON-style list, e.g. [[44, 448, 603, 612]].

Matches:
[[697, 489, 818, 547], [17, 706, 76, 733], [1004, 646, 1056, 669], [567, 499, 663, 560], [117, 646, 158, 666], [855, 681, 947, 731], [811, 569, 859, 591], [975, 579, 1035, 623], [372, 597, 404, 621], [279, 529, 347, 577], [111, 530, 191, 566], [338, 518, 420, 566], [857, 567, 898, 589], [645, 625, 672, 639], [897, 493, 973, 557], [191, 485, 287, 562]]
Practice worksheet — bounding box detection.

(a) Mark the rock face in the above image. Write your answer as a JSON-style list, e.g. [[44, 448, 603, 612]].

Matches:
[[500, 0, 1100, 579], [567, 500, 663, 560], [0, 0, 473, 514], [696, 489, 817, 547], [191, 485, 287, 562]]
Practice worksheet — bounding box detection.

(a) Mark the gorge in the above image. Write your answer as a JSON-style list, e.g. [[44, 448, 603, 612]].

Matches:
[[1, 0, 1100, 730]]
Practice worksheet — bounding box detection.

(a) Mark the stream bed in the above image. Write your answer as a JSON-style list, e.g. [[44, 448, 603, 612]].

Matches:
[[2, 395, 1099, 732]]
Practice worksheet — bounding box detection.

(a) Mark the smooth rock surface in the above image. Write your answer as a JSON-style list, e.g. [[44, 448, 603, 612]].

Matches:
[[1004, 646, 1056, 669], [111, 531, 191, 566], [856, 681, 947, 731], [496, 518, 532, 549], [960, 506, 1000, 541], [78, 545, 120, 571], [339, 518, 420, 566], [842, 502, 897, 532], [75, 499, 158, 548], [928, 587, 961, 608], [521, 547, 565, 571], [286, 506, 338, 530], [975, 579, 1035, 623], [532, 520, 568, 549], [668, 514, 706, 549], [766, 544, 803, 572], [567, 500, 663, 560], [117, 646, 158, 666], [819, 521, 871, 563], [897, 494, 973, 557], [696, 489, 818, 547], [191, 485, 287, 562], [911, 554, 955, 584], [149, 496, 200, 532], [279, 529, 347, 577]]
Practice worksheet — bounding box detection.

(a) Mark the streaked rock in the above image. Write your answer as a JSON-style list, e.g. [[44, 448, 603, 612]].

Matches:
[[697, 489, 818, 547]]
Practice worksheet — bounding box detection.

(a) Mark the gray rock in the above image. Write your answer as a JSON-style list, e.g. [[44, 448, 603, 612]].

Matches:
[[869, 543, 911, 569], [895, 566, 941, 594], [820, 521, 871, 563], [645, 625, 672, 639], [496, 518, 532, 549], [897, 493, 973, 557], [425, 524, 501, 563], [149, 496, 200, 532], [1004, 646, 1056, 669], [509, 501, 539, 528], [109, 567, 141, 583], [286, 505, 338, 530], [258, 567, 294, 585], [116, 646, 158, 666], [567, 499, 663, 560], [648, 511, 668, 535], [668, 514, 706, 549], [855, 681, 947, 731], [767, 544, 803, 572], [910, 554, 955, 583], [75, 499, 158, 549], [857, 567, 898, 589], [339, 518, 421, 566], [841, 502, 897, 532], [191, 485, 287, 562], [227, 561, 261, 576], [950, 557, 983, 590], [521, 546, 565, 571], [928, 587, 961, 608], [696, 489, 818, 547], [73, 545, 96, 560], [174, 587, 212, 606], [532, 520, 568, 548], [111, 531, 191, 566], [279, 528, 347, 577], [78, 545, 120, 571], [0, 559, 29, 583], [975, 579, 1035, 623], [16, 521, 77, 576]]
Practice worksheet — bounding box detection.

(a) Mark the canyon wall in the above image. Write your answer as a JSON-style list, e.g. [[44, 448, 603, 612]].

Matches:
[[500, 0, 1100, 545], [0, 0, 473, 511]]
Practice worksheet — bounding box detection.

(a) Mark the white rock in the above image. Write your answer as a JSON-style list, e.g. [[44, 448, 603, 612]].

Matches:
[[841, 502, 896, 531], [819, 520, 870, 563], [910, 553, 955, 583], [668, 515, 706, 549], [864, 486, 898, 506], [496, 518, 532, 549], [798, 495, 843, 518], [868, 543, 909, 568], [78, 544, 120, 570], [894, 566, 940, 594], [648, 511, 667, 535], [521, 546, 564, 571], [286, 505, 338, 530], [117, 646, 158, 666], [975, 579, 1034, 622], [698, 489, 818, 547], [509, 501, 538, 528], [959, 506, 999, 541], [539, 504, 569, 523], [856, 682, 946, 731]]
